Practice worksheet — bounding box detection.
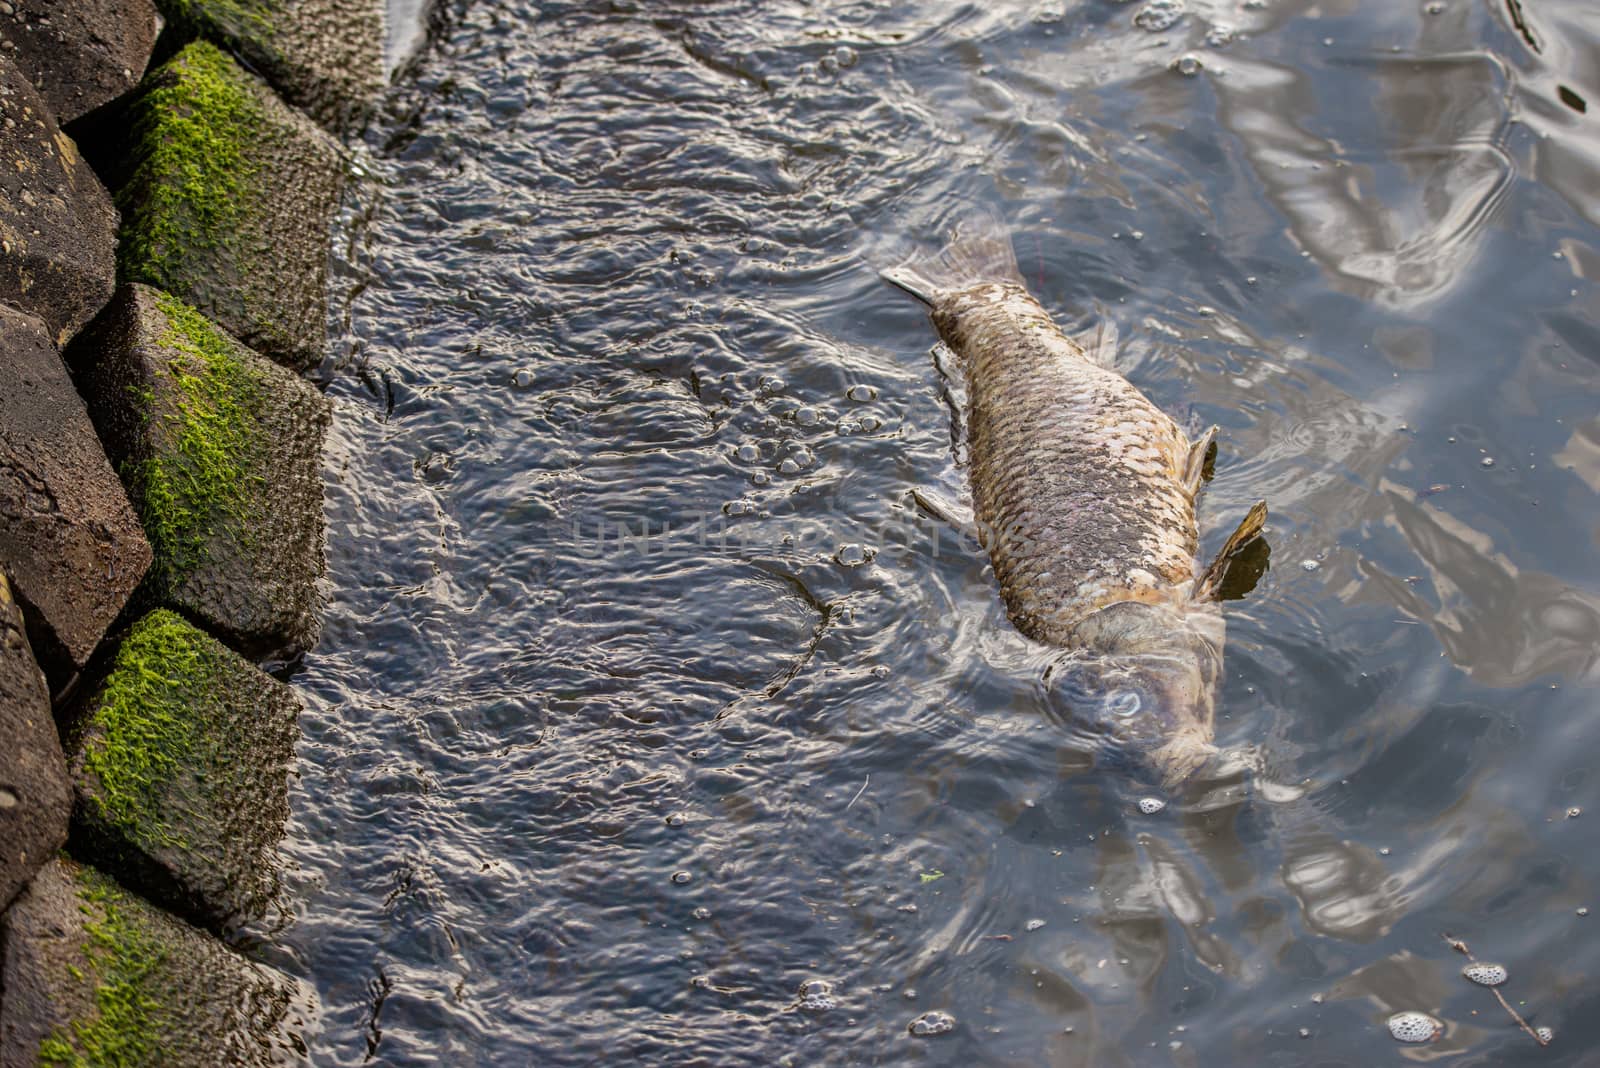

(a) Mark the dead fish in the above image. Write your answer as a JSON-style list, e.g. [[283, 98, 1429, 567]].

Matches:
[[886, 214, 1266, 788]]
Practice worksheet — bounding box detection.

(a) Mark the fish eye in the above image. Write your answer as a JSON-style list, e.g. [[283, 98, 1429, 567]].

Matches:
[[1103, 689, 1142, 718]]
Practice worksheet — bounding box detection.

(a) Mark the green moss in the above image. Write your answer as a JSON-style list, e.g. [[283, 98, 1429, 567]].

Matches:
[[116, 42, 263, 297], [158, 0, 276, 41], [36, 867, 168, 1067], [78, 611, 229, 853], [122, 292, 265, 593]]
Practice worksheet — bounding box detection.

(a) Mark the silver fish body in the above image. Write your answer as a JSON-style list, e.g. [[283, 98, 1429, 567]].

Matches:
[[888, 216, 1261, 787]]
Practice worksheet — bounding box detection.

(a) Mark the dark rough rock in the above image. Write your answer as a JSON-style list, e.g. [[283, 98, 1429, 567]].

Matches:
[[0, 857, 314, 1066], [61, 610, 300, 934], [0, 304, 152, 690], [156, 0, 383, 132], [0, 54, 117, 346], [0, 571, 69, 913], [70, 284, 329, 658], [114, 41, 345, 371], [0, 0, 160, 123]]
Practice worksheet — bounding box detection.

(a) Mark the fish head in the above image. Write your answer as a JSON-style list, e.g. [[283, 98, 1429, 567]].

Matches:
[[1047, 601, 1225, 787]]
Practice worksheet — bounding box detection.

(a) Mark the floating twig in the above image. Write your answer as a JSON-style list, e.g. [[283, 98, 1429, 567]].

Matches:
[[845, 775, 869, 811], [1443, 934, 1549, 1047]]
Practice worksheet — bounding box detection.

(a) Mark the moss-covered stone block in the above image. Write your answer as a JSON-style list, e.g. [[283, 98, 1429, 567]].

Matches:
[[0, 857, 314, 1066], [0, 571, 70, 912], [70, 284, 330, 657], [0, 304, 152, 690], [0, 54, 117, 347], [157, 0, 382, 132], [114, 41, 344, 371], [62, 610, 300, 935], [0, 0, 160, 124]]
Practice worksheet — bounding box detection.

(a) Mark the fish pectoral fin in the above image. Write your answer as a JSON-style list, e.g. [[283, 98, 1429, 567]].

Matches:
[[910, 486, 979, 542], [1193, 499, 1269, 601], [1074, 311, 1121, 368], [1182, 424, 1219, 498]]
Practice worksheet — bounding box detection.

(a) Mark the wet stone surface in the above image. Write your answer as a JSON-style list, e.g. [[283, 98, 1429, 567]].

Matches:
[[0, 0, 159, 123], [62, 609, 301, 935], [0, 570, 68, 912], [113, 41, 345, 371], [0, 53, 117, 346], [152, 0, 382, 132], [70, 283, 330, 658], [0, 303, 151, 688], [0, 857, 315, 1066]]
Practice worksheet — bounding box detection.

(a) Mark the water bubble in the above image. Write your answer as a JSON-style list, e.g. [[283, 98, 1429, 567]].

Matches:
[[1025, 918, 1047, 931], [1378, 847, 1391, 857], [724, 499, 754, 517], [1311, 993, 1324, 1005], [692, 906, 712, 919], [1130, 230, 1145, 241], [1568, 807, 1582, 819], [846, 384, 877, 402], [664, 812, 688, 827], [1298, 1028, 1312, 1039], [777, 458, 803, 475], [1170, 54, 1202, 76], [512, 367, 535, 388], [1246, 276, 1258, 285], [797, 978, 837, 1013], [794, 406, 822, 427], [909, 1010, 957, 1037], [835, 46, 858, 68], [1300, 560, 1320, 572], [1463, 962, 1507, 987], [835, 543, 871, 567], [859, 414, 882, 432], [1133, 0, 1185, 31], [671, 870, 693, 885], [818, 53, 839, 74], [1578, 907, 1589, 917], [1205, 24, 1234, 46], [752, 470, 771, 485], [736, 442, 762, 463], [1480, 456, 1495, 468], [1137, 797, 1167, 815], [1387, 1011, 1442, 1044]]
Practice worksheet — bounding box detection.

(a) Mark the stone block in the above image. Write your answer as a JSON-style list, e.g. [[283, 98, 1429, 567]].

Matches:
[[114, 41, 344, 371], [0, 571, 69, 912], [71, 285, 329, 657], [0, 53, 117, 346], [0, 304, 151, 689], [0, 0, 160, 123], [62, 610, 300, 934], [0, 857, 314, 1066]]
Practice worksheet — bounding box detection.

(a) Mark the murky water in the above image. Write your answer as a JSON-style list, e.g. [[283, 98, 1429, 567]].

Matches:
[[275, 0, 1600, 1062]]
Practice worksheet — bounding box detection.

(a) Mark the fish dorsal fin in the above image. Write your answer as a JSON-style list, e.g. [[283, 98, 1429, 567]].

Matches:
[[1182, 424, 1218, 498], [1194, 500, 1268, 601]]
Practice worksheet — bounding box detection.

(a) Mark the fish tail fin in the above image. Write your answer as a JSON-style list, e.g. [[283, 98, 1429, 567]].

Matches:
[[881, 208, 1024, 306]]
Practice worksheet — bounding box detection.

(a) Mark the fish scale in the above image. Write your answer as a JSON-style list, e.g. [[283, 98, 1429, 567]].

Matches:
[[933, 282, 1200, 647]]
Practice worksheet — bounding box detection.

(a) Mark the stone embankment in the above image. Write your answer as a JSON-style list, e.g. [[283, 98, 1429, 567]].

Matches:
[[0, 0, 384, 1058]]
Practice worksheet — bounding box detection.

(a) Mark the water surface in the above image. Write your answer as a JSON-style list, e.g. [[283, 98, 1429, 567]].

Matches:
[[280, 0, 1600, 1062]]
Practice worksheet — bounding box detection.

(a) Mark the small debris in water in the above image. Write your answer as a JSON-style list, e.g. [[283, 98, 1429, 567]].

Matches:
[[1463, 962, 1508, 987], [1300, 560, 1320, 572], [1298, 1028, 1312, 1039], [512, 368, 535, 388], [1137, 797, 1166, 815], [1378, 847, 1391, 857], [1311, 993, 1324, 1005], [1567, 806, 1582, 819], [1170, 54, 1202, 76], [1133, 0, 1185, 31], [1425, 0, 1445, 13], [835, 543, 871, 567], [1480, 456, 1495, 468], [0, 788, 15, 809], [1387, 1011, 1442, 1044], [908, 1010, 957, 1037], [671, 870, 693, 885], [1025, 918, 1047, 931], [797, 978, 837, 1013], [664, 812, 688, 827], [1537, 1027, 1554, 1043], [691, 907, 711, 919], [920, 870, 945, 883], [1205, 24, 1234, 47]]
